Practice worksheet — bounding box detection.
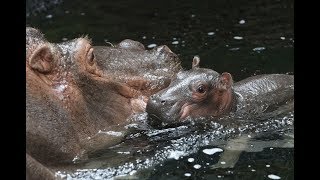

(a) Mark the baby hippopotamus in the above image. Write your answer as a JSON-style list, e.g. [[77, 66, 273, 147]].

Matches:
[[146, 56, 294, 127]]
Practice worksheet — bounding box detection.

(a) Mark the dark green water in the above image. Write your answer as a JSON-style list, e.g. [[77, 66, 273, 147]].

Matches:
[[26, 0, 294, 179]]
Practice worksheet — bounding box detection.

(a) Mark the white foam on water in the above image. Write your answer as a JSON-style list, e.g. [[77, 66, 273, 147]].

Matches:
[[202, 148, 223, 155], [129, 170, 137, 175], [253, 47, 266, 51], [220, 161, 226, 164], [168, 150, 185, 160], [268, 174, 281, 179]]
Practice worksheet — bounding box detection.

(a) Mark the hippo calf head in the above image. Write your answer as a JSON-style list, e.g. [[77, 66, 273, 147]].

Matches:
[[146, 56, 236, 127]]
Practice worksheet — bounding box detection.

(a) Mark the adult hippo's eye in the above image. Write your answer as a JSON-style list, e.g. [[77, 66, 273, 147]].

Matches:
[[197, 84, 207, 94]]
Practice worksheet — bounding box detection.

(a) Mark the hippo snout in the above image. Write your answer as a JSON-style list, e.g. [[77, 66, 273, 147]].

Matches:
[[146, 94, 173, 127]]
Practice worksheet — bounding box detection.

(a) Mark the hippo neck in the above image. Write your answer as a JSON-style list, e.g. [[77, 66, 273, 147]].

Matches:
[[75, 74, 133, 127]]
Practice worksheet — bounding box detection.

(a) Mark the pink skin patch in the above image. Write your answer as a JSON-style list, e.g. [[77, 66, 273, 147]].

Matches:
[[179, 102, 192, 120]]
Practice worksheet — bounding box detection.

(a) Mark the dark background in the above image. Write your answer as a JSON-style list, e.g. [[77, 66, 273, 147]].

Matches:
[[26, 0, 293, 81]]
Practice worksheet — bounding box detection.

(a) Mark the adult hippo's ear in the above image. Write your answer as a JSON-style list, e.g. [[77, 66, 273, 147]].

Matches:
[[216, 72, 233, 90], [192, 56, 200, 69], [29, 44, 53, 73]]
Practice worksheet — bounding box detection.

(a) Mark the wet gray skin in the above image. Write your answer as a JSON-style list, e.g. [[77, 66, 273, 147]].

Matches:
[[26, 27, 181, 180], [93, 39, 182, 96], [146, 56, 294, 127]]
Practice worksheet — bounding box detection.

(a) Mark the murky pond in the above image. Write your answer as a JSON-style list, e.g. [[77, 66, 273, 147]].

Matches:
[[27, 0, 294, 179]]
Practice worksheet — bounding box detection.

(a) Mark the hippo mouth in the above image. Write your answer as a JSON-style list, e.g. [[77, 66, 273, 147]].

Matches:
[[147, 100, 192, 128], [179, 102, 193, 120]]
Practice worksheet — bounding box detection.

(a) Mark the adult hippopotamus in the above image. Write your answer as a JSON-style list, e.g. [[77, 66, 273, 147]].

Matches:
[[146, 56, 294, 127], [26, 27, 181, 179]]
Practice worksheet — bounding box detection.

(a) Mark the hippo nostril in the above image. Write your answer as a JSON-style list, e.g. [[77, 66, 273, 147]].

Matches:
[[161, 100, 166, 104]]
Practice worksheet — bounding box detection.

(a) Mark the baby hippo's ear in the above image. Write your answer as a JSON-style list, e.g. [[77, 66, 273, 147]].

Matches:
[[192, 55, 200, 69], [217, 72, 233, 90], [29, 44, 53, 73]]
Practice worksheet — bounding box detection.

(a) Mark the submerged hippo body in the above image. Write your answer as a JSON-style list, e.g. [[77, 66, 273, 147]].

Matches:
[[26, 27, 181, 179], [146, 56, 294, 127]]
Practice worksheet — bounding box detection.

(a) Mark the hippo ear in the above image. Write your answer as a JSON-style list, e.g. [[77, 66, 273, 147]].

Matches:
[[192, 55, 200, 69], [29, 44, 53, 73], [217, 72, 233, 90]]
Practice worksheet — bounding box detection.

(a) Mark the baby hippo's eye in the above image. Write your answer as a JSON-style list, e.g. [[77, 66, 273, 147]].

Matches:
[[196, 84, 207, 94]]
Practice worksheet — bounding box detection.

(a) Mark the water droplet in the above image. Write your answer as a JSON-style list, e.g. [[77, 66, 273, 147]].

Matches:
[[193, 164, 201, 169], [234, 36, 243, 40], [268, 174, 281, 179], [147, 44, 157, 48], [172, 41, 179, 45], [184, 173, 191, 177], [188, 158, 195, 162], [280, 36, 286, 40], [229, 47, 240, 51], [253, 47, 266, 51], [208, 32, 215, 36], [239, 19, 246, 24], [46, 14, 53, 19], [80, 12, 85, 16]]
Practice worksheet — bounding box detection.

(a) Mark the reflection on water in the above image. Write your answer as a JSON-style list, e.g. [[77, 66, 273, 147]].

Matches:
[[27, 0, 293, 179], [55, 98, 293, 179]]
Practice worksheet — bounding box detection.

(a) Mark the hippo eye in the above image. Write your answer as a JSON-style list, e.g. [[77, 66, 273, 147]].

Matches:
[[196, 84, 207, 94]]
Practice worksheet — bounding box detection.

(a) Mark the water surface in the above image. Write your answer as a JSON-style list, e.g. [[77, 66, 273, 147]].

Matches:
[[26, 0, 294, 179]]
